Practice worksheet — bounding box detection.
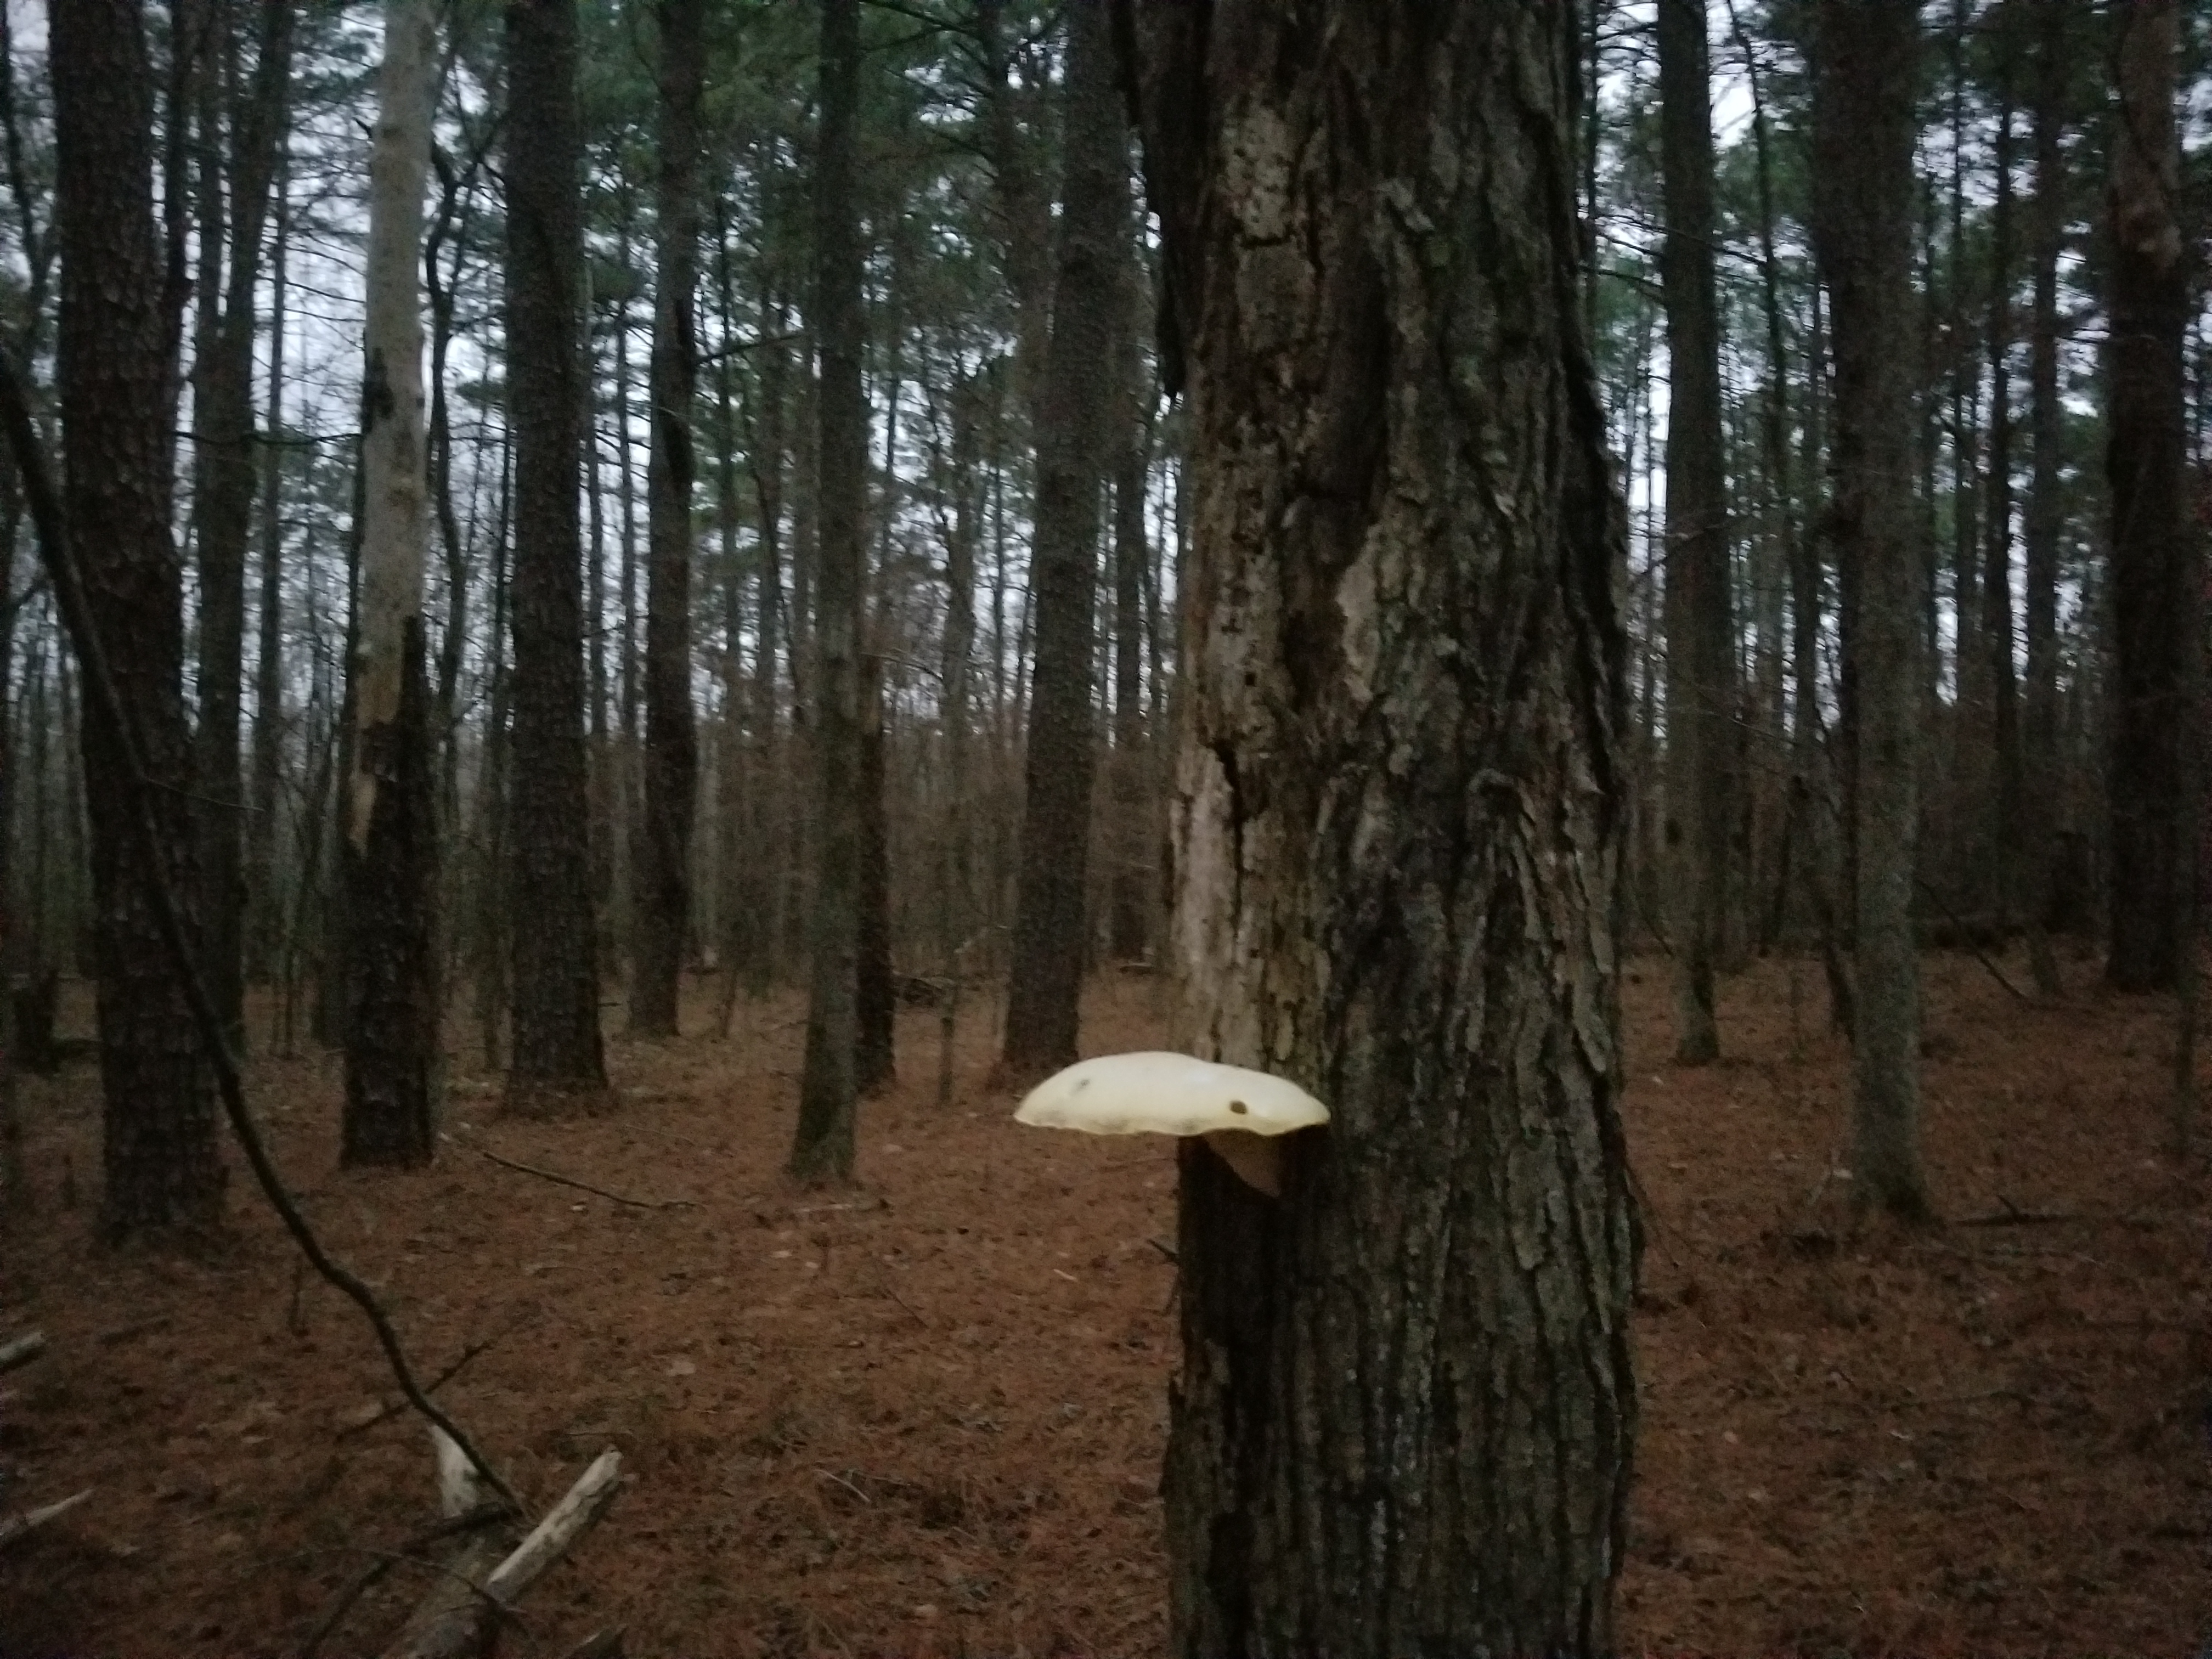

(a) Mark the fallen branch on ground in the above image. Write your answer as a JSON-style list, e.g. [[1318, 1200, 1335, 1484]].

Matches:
[[1957, 1195, 2075, 1227], [340, 1329, 510, 1438], [385, 1451, 625, 1659], [461, 1140, 695, 1211], [296, 1500, 514, 1659], [0, 1329, 44, 1372], [0, 1487, 90, 1553], [1914, 877, 2032, 1003]]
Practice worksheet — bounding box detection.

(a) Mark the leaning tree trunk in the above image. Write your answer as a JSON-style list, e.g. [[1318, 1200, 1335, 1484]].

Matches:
[[1658, 0, 1732, 1064], [502, 0, 608, 1111], [1128, 5, 1638, 1652], [1813, 0, 1932, 1221], [340, 0, 439, 1169], [789, 0, 867, 1182], [53, 0, 225, 1239], [629, 0, 706, 1037], [997, 0, 1124, 1076], [2105, 0, 2194, 995]]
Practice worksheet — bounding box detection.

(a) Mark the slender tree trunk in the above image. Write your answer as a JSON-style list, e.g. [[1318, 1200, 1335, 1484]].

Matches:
[[1658, 0, 1731, 1064], [629, 0, 705, 1037], [1109, 218, 1152, 964], [975, 0, 1053, 428], [246, 155, 288, 988], [789, 0, 866, 1182], [1130, 5, 1638, 1650], [999, 0, 1122, 1076], [1946, 0, 1983, 847], [855, 658, 894, 1096], [2023, 0, 2068, 995], [2105, 0, 2195, 994], [503, 0, 608, 1110], [1814, 0, 1932, 1221], [190, 0, 292, 1052], [53, 0, 224, 1237], [340, 0, 438, 1167], [936, 364, 980, 1075], [1983, 77, 2023, 936]]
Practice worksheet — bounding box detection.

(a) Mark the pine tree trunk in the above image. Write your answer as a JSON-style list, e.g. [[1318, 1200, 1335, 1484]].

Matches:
[[1982, 77, 2022, 938], [503, 0, 608, 1111], [340, 0, 438, 1168], [1814, 0, 1932, 1221], [1658, 0, 1730, 1063], [629, 0, 705, 1037], [246, 159, 288, 990], [998, 0, 1122, 1076], [1109, 219, 1152, 965], [53, 0, 224, 1237], [2022, 0, 2068, 996], [194, 1, 292, 1055], [789, 0, 866, 1182], [1130, 5, 1638, 1650], [2104, 0, 2194, 995], [855, 661, 894, 1096]]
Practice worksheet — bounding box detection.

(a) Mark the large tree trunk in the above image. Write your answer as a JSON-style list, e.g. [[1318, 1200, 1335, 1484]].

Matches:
[[2104, 0, 2195, 995], [503, 0, 608, 1111], [629, 0, 706, 1038], [1129, 5, 1638, 1652], [1813, 0, 1932, 1221], [189, 0, 291, 1053], [997, 0, 1123, 1076], [1658, 0, 1731, 1063], [340, 0, 438, 1169], [53, 0, 224, 1238], [789, 0, 866, 1182]]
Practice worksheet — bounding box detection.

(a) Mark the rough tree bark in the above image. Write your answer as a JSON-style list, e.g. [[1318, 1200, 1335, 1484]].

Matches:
[[503, 0, 609, 1111], [340, 0, 439, 1169], [1128, 3, 1639, 1651], [1813, 0, 1932, 1221], [629, 0, 706, 1037], [789, 0, 866, 1181], [998, 0, 1123, 1076], [2104, 0, 2194, 995], [53, 0, 225, 1236], [1658, 0, 1731, 1063]]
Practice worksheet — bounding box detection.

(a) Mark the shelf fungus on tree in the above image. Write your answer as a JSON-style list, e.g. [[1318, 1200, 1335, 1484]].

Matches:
[[1012, 1051, 1329, 1197]]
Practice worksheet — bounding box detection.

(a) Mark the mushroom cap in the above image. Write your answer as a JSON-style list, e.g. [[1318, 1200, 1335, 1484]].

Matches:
[[1013, 1051, 1329, 1138]]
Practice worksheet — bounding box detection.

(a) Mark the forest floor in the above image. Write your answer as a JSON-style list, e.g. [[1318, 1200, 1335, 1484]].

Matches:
[[0, 945, 2207, 1658]]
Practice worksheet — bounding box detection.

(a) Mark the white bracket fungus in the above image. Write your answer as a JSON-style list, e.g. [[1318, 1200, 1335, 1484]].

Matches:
[[1013, 1051, 1329, 1197]]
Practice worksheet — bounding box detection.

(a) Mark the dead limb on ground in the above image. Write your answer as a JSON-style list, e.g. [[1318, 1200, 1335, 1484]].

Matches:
[[0, 1328, 45, 1372], [372, 1430, 625, 1659], [455, 1136, 696, 1212], [0, 1487, 91, 1553]]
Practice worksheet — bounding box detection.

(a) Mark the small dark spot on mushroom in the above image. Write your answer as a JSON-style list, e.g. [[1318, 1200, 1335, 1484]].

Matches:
[[1228, 1099, 1249, 1115], [1074, 1079, 1090, 1091]]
